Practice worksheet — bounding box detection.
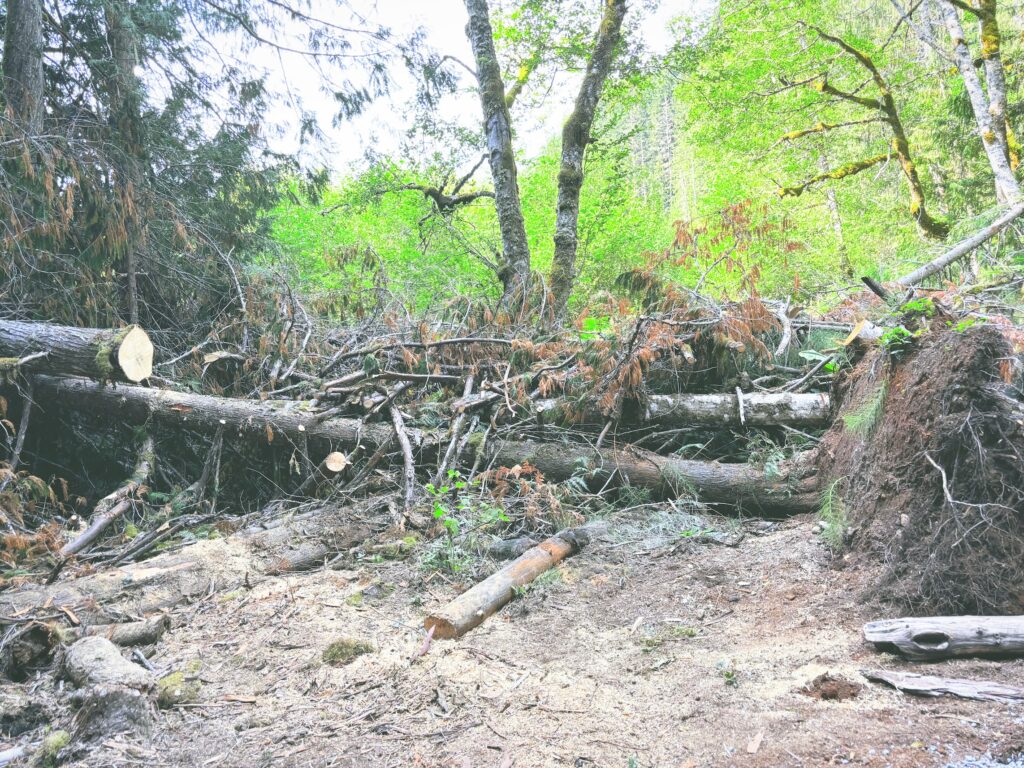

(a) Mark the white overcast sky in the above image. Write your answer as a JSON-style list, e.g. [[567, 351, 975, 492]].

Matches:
[[249, 0, 701, 173]]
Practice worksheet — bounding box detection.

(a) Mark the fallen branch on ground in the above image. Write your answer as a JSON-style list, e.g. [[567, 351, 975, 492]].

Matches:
[[863, 616, 1024, 660]]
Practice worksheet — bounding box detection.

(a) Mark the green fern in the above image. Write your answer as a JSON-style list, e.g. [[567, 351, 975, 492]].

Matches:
[[818, 479, 848, 550], [842, 380, 888, 436]]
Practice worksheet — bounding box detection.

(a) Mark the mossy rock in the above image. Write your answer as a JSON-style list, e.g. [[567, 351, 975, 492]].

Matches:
[[157, 670, 202, 708], [322, 638, 374, 667]]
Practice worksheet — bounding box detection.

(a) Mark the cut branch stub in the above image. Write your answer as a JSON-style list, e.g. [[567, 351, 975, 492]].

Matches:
[[0, 321, 153, 382]]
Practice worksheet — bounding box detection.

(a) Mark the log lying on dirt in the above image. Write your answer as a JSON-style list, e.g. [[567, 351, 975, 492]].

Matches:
[[0, 503, 380, 624], [864, 669, 1024, 703], [863, 616, 1024, 660], [0, 321, 153, 382], [61, 436, 155, 557], [536, 391, 831, 428], [485, 439, 818, 515], [424, 529, 585, 639], [66, 616, 170, 647], [33, 376, 398, 450]]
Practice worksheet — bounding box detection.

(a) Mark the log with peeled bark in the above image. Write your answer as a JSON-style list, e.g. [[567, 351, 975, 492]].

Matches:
[[864, 669, 1024, 703], [33, 375, 399, 451], [535, 391, 831, 429], [0, 321, 153, 382], [863, 616, 1024, 660], [482, 438, 818, 515], [425, 529, 585, 639]]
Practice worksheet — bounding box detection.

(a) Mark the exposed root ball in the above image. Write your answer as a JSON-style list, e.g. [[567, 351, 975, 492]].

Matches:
[[817, 324, 1024, 614]]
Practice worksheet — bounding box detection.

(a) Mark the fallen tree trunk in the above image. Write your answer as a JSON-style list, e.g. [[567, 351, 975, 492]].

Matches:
[[0, 321, 153, 382], [897, 200, 1024, 286], [33, 376, 398, 451], [483, 438, 818, 515], [425, 530, 585, 639], [61, 436, 155, 557], [864, 669, 1024, 703], [0, 502, 381, 624], [863, 616, 1024, 660], [535, 391, 831, 428]]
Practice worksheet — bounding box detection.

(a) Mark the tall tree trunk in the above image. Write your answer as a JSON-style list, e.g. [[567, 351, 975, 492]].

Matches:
[[104, 1, 145, 324], [549, 0, 627, 321], [937, 0, 1021, 203], [818, 152, 852, 277], [2, 0, 45, 135], [463, 0, 532, 308]]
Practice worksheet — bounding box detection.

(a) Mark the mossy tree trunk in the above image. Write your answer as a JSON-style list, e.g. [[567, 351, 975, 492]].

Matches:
[[549, 0, 628, 321]]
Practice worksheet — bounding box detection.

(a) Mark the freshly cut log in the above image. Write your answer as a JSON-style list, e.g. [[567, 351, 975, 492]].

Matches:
[[864, 669, 1024, 703], [424, 530, 584, 639], [483, 439, 818, 515], [33, 376, 398, 450], [295, 451, 350, 496], [863, 616, 1024, 660], [61, 436, 155, 557], [535, 391, 831, 428], [0, 321, 153, 382]]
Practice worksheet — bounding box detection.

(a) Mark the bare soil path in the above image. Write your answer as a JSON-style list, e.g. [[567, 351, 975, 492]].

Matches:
[[5, 515, 1023, 767]]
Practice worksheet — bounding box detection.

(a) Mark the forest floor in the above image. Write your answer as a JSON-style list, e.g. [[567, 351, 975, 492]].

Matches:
[[7, 511, 1024, 768]]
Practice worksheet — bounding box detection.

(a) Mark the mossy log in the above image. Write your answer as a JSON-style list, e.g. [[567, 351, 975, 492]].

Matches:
[[0, 321, 153, 382]]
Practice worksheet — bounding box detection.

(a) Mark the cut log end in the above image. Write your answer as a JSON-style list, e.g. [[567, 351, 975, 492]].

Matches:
[[322, 451, 349, 474], [116, 326, 154, 382], [423, 615, 460, 640]]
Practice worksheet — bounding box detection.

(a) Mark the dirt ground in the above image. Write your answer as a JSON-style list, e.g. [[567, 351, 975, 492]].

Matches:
[[4, 512, 1024, 768]]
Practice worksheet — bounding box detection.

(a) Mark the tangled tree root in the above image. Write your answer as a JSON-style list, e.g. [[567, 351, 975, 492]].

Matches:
[[818, 324, 1024, 614]]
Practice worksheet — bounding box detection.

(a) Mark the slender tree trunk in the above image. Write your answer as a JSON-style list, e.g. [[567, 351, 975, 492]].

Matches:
[[463, 0, 532, 308], [818, 152, 852, 276], [549, 0, 628, 321], [2, 0, 45, 135], [104, 1, 145, 324], [937, 0, 1021, 203]]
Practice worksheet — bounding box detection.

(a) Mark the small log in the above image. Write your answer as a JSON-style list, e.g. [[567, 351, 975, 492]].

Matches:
[[863, 616, 1024, 660], [0, 321, 153, 382], [61, 436, 155, 557], [67, 616, 170, 647], [863, 669, 1024, 703], [424, 530, 585, 639]]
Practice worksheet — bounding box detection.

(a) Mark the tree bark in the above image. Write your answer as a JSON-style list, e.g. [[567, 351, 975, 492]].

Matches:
[[425, 531, 583, 639], [863, 615, 1024, 660], [864, 669, 1024, 703], [937, 0, 1021, 203], [463, 0, 532, 307], [0, 321, 153, 382], [549, 0, 628, 320], [1, 0, 45, 135], [32, 375, 398, 451], [535, 391, 832, 429], [482, 438, 818, 515], [104, 1, 146, 324]]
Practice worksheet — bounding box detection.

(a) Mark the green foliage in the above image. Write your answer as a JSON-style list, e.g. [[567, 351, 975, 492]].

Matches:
[[818, 479, 849, 550], [842, 380, 888, 436]]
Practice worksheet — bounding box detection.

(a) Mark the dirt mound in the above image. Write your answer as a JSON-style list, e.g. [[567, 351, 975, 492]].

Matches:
[[817, 323, 1024, 614], [800, 673, 862, 701]]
